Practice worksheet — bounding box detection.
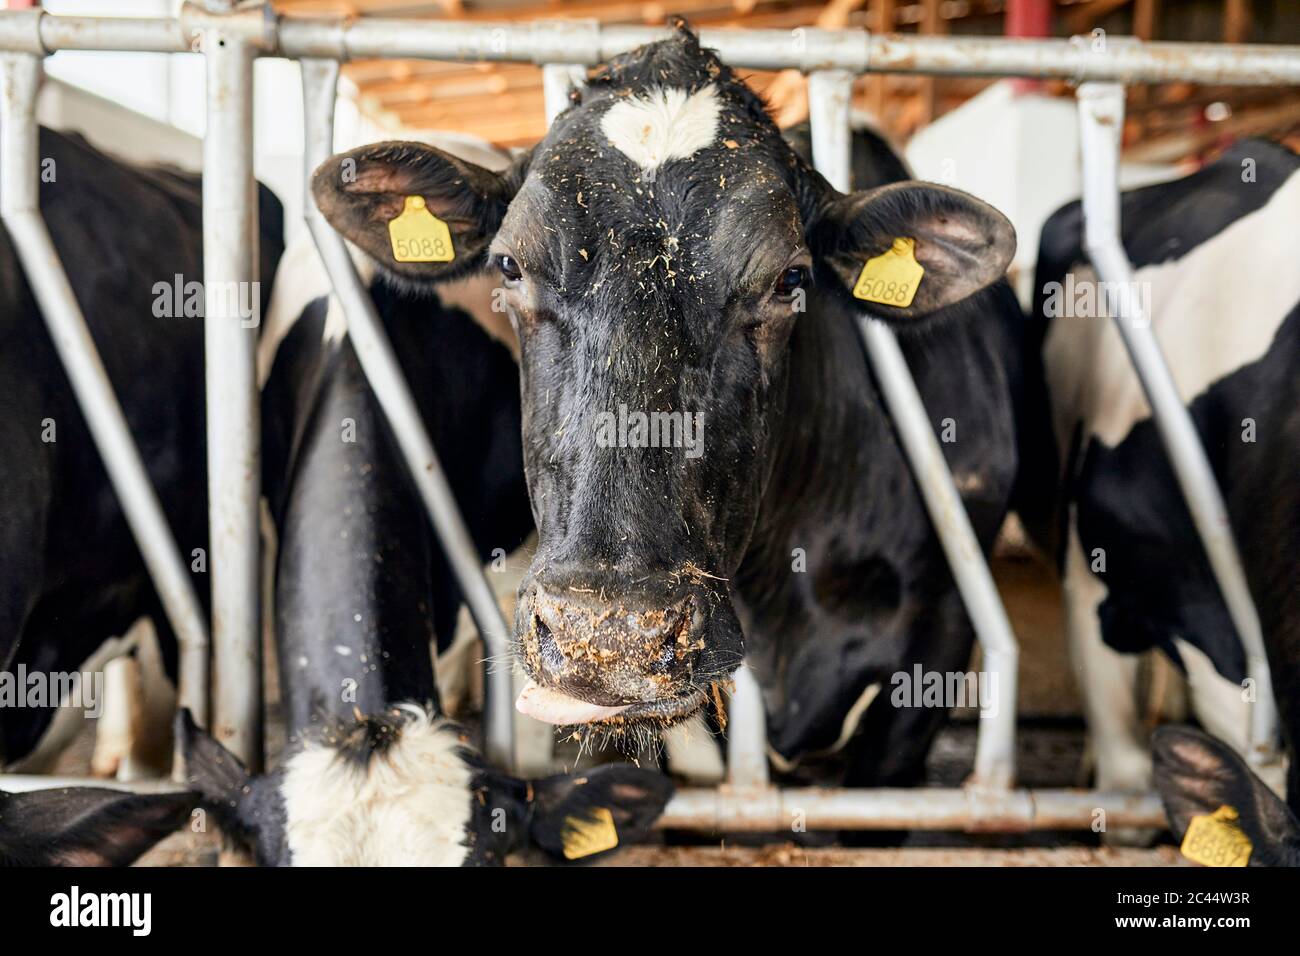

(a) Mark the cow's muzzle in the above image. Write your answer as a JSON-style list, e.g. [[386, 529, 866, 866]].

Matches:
[[513, 575, 739, 728]]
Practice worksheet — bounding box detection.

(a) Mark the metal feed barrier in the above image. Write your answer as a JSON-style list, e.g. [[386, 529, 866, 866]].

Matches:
[[0, 1, 1292, 833]]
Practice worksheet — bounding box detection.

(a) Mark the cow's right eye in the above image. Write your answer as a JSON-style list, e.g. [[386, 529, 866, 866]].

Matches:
[[497, 255, 522, 283]]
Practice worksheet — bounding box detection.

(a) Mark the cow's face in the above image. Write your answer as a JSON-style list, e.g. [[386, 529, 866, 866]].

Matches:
[[313, 27, 1014, 739]]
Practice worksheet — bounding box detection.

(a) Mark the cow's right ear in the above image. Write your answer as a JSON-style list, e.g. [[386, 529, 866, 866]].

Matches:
[[1152, 725, 1300, 867], [311, 141, 517, 285], [527, 764, 674, 864]]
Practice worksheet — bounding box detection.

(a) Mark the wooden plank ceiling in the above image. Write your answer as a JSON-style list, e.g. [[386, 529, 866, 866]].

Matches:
[[273, 0, 1300, 161]]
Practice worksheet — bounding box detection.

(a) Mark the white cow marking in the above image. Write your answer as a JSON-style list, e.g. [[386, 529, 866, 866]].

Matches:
[[1044, 169, 1300, 451], [601, 85, 721, 173], [280, 707, 475, 866]]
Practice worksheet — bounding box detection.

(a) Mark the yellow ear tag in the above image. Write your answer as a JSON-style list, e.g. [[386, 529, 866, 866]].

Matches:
[[1180, 805, 1252, 867], [560, 806, 619, 860], [853, 237, 924, 308], [387, 195, 454, 263]]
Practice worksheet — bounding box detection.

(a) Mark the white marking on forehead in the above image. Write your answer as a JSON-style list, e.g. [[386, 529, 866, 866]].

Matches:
[[280, 707, 475, 866], [600, 85, 721, 173]]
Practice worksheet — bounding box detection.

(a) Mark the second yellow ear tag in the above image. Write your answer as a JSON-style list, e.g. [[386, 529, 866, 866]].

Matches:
[[387, 196, 454, 263], [1180, 805, 1252, 867], [853, 237, 924, 308], [560, 806, 619, 860]]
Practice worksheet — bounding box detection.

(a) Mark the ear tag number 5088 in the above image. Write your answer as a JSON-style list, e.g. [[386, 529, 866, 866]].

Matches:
[[853, 236, 924, 308], [388, 195, 455, 263]]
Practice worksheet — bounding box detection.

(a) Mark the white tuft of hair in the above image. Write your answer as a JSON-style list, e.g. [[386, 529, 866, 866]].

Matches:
[[280, 707, 476, 866], [600, 85, 721, 174]]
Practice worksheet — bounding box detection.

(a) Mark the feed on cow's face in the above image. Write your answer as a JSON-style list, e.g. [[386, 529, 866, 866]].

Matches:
[[311, 24, 1015, 743]]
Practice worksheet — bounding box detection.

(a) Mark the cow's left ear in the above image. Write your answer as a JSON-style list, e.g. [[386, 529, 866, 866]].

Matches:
[[311, 140, 518, 285], [527, 765, 674, 864], [810, 181, 1015, 322], [0, 787, 196, 866]]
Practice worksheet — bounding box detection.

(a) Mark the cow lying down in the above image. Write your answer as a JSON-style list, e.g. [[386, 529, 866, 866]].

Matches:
[[0, 707, 671, 867]]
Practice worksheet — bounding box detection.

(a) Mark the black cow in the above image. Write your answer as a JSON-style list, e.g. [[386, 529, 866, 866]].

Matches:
[[1022, 139, 1300, 809], [0, 127, 283, 765], [311, 25, 1024, 788]]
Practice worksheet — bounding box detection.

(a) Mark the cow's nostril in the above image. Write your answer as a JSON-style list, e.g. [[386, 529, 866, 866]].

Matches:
[[652, 605, 696, 672], [534, 614, 566, 671]]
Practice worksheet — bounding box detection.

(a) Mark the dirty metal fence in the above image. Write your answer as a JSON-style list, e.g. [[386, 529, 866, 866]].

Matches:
[[2, 1, 1294, 833]]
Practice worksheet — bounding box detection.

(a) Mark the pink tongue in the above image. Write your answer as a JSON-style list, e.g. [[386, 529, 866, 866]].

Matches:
[[515, 680, 632, 725]]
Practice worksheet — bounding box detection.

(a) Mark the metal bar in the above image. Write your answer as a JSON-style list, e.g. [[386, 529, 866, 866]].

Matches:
[[810, 69, 1020, 789], [0, 775, 188, 795], [727, 669, 771, 788], [541, 62, 585, 123], [0, 53, 211, 736], [300, 59, 517, 772], [0, 11, 1299, 86], [201, 25, 263, 771], [0, 770, 1165, 832], [1076, 83, 1280, 769], [658, 786, 1166, 831]]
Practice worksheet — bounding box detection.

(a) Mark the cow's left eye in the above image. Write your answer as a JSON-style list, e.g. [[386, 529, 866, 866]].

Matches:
[[773, 266, 808, 297]]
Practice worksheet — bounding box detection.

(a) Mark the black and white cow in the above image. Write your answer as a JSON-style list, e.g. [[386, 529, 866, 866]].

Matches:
[[0, 129, 669, 866], [1021, 138, 1300, 810], [310, 25, 1025, 788], [0, 127, 284, 767], [166, 138, 667, 866]]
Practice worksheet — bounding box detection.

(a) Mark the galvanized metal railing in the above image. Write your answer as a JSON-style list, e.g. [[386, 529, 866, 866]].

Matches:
[[0, 1, 1291, 832]]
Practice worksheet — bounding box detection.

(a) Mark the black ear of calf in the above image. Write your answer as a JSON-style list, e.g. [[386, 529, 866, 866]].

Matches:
[[528, 765, 674, 864], [310, 140, 514, 285], [813, 181, 1016, 324], [1152, 725, 1300, 867], [0, 787, 196, 867], [175, 708, 253, 837]]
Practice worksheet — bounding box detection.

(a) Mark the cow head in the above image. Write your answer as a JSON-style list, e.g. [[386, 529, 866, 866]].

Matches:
[[313, 25, 1014, 740], [175, 708, 670, 866]]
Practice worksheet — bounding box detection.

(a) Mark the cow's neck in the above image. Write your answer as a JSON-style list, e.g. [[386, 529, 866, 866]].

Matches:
[[733, 291, 891, 620]]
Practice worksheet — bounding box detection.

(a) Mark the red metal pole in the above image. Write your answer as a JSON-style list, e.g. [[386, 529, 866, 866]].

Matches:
[[1007, 0, 1052, 94]]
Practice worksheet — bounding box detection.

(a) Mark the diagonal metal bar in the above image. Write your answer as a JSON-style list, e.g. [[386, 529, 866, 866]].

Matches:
[[301, 58, 516, 772]]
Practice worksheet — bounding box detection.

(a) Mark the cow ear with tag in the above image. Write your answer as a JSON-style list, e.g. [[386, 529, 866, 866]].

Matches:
[[810, 181, 1015, 324], [526, 764, 674, 864], [0, 786, 196, 867], [1152, 725, 1300, 867], [311, 140, 519, 284]]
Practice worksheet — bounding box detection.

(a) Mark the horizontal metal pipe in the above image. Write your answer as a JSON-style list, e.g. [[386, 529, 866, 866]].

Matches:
[[0, 774, 1166, 834], [1, 11, 1298, 86], [658, 787, 1167, 831], [0, 775, 187, 795]]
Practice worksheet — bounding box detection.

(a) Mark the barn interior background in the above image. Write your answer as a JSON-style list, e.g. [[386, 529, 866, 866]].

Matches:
[[4, 0, 1298, 866]]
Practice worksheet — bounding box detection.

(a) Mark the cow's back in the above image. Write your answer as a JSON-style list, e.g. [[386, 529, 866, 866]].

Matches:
[[1027, 137, 1300, 705]]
